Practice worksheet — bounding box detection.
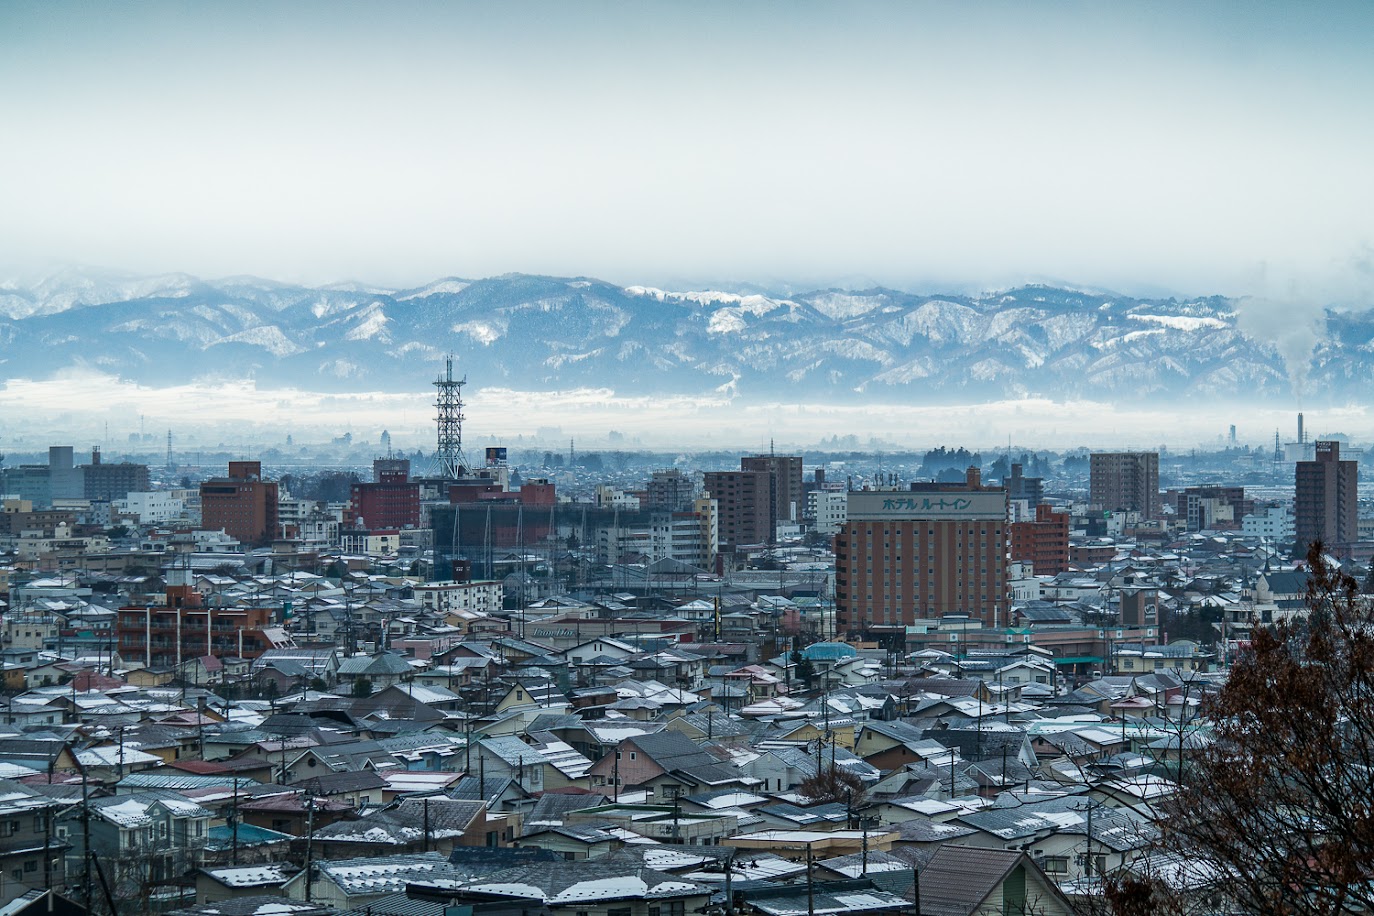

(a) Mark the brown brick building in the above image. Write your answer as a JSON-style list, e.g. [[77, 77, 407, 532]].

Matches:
[[836, 468, 1010, 635], [1010, 503, 1070, 575], [740, 454, 804, 525], [1295, 440, 1358, 556], [200, 461, 278, 546], [347, 459, 420, 530], [703, 470, 772, 548], [704, 454, 803, 549]]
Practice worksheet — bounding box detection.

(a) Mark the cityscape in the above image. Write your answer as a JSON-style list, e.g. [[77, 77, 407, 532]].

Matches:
[[4, 2, 1373, 915], [0, 368, 1366, 915]]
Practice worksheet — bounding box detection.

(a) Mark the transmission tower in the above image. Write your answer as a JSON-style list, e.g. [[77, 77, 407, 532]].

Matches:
[[431, 355, 468, 479]]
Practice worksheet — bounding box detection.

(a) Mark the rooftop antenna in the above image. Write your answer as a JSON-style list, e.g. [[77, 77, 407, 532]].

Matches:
[[431, 355, 468, 479]]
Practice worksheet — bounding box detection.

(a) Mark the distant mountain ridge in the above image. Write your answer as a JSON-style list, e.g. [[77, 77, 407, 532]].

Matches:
[[0, 268, 1366, 403]]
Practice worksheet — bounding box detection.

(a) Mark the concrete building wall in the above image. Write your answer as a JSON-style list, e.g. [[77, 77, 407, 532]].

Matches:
[[1089, 452, 1160, 519]]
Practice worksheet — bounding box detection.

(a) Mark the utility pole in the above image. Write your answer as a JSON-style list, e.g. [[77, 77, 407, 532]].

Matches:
[[80, 758, 92, 916], [230, 778, 240, 865], [42, 802, 52, 891], [303, 796, 316, 902]]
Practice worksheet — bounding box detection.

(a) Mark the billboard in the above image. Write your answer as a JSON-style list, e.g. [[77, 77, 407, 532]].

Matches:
[[846, 489, 1007, 521]]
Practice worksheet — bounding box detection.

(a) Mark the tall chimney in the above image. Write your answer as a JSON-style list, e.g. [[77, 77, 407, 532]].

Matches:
[[1298, 412, 1305, 444]]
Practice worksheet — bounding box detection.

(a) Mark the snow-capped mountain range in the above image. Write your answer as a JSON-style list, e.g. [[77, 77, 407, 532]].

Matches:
[[0, 268, 1365, 403]]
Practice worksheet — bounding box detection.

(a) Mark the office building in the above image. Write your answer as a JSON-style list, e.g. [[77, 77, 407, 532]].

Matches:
[[348, 458, 420, 530], [1242, 505, 1295, 543], [200, 461, 279, 546], [741, 454, 804, 526], [1005, 463, 1043, 507], [703, 454, 802, 550], [1090, 452, 1160, 520], [646, 469, 697, 512], [1164, 485, 1253, 532], [835, 467, 1010, 634], [703, 470, 772, 548], [81, 448, 151, 502], [1294, 440, 1358, 555], [0, 446, 82, 507], [808, 489, 848, 536]]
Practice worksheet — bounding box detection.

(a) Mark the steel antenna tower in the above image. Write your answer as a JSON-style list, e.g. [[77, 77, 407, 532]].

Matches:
[[431, 355, 468, 479]]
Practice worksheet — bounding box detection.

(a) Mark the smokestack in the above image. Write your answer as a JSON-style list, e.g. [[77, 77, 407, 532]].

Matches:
[[1298, 412, 1305, 444]]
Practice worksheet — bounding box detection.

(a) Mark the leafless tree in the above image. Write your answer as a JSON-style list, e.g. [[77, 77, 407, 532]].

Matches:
[[1092, 541, 1374, 914], [798, 764, 867, 807]]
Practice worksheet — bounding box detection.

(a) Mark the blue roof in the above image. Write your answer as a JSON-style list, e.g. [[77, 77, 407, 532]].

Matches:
[[206, 823, 294, 849], [802, 642, 857, 661]]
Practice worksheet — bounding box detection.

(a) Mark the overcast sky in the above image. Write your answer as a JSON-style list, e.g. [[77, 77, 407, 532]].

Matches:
[[2, 1, 1372, 297]]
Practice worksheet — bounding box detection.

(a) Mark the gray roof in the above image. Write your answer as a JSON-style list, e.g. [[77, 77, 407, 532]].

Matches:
[[167, 897, 331, 916], [860, 720, 929, 746], [758, 801, 849, 826], [957, 794, 1149, 851], [447, 775, 525, 807], [339, 653, 414, 677], [917, 845, 1035, 916], [623, 732, 743, 786], [290, 769, 389, 794], [309, 801, 483, 845], [315, 853, 470, 896], [479, 735, 549, 768], [458, 861, 711, 903], [745, 885, 909, 916], [524, 792, 611, 832]]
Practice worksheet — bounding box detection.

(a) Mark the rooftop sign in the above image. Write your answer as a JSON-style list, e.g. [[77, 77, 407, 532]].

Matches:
[[846, 490, 1007, 521]]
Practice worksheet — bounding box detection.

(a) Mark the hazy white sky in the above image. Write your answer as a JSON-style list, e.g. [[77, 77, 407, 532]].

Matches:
[[2, 1, 1372, 296]]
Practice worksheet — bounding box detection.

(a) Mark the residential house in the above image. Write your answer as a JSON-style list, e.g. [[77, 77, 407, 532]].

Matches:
[[68, 791, 213, 902], [289, 770, 388, 808], [915, 844, 1074, 915], [587, 732, 744, 801], [281, 852, 471, 910], [0, 780, 66, 904], [194, 864, 295, 905], [337, 652, 414, 693], [306, 798, 495, 858]]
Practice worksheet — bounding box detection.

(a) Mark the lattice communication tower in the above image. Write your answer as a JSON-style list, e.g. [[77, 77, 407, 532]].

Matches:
[[432, 356, 469, 479]]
